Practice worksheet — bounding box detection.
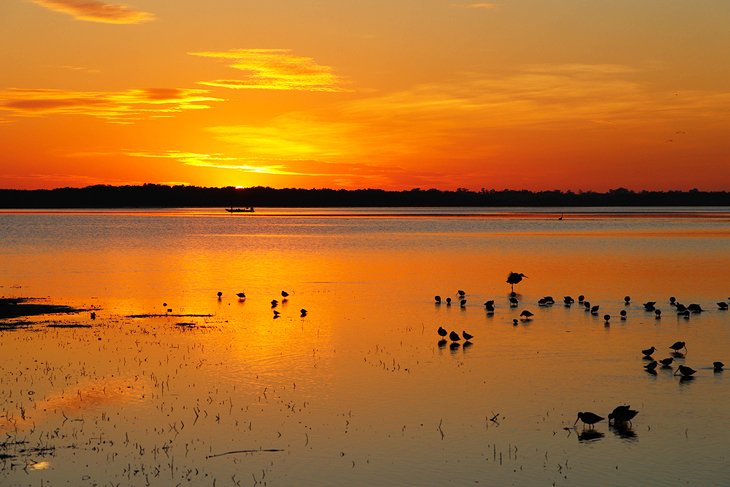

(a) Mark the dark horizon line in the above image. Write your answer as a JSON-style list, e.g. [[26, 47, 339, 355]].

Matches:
[[0, 184, 728, 208]]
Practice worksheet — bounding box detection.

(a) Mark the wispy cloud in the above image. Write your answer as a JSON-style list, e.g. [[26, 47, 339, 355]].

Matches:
[[450, 2, 498, 9], [0, 88, 221, 123], [32, 0, 154, 24], [190, 49, 349, 92]]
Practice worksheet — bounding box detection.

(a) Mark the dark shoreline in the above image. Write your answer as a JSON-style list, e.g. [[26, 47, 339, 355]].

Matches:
[[1, 184, 729, 209]]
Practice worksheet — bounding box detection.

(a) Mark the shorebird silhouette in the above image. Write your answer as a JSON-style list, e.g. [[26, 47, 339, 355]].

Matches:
[[674, 365, 696, 377], [603, 314, 611, 323], [520, 309, 534, 320], [687, 303, 703, 313], [670, 341, 687, 353], [449, 331, 461, 342], [236, 292, 246, 299], [714, 361, 724, 371], [446, 297, 452, 306], [644, 360, 658, 371], [506, 272, 527, 293], [624, 295, 631, 305], [655, 309, 662, 319], [608, 406, 638, 425], [575, 412, 604, 428], [437, 326, 447, 338], [578, 295, 585, 303], [620, 310, 627, 320], [460, 299, 467, 308], [669, 296, 677, 306], [217, 291, 223, 299], [642, 346, 656, 357], [484, 300, 495, 313], [659, 357, 674, 367], [434, 295, 442, 304], [512, 318, 519, 326], [300, 308, 307, 317], [281, 290, 289, 298], [718, 302, 728, 310], [462, 330, 474, 341], [564, 296, 574, 306], [509, 297, 519, 307], [643, 301, 656, 311], [590, 305, 600, 315], [457, 290, 466, 297]]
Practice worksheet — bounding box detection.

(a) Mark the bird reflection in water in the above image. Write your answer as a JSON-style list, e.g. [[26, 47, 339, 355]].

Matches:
[[610, 422, 637, 440], [437, 339, 447, 349], [577, 429, 605, 442]]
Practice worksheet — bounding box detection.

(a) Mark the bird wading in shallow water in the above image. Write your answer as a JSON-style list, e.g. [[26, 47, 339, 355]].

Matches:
[[506, 272, 527, 294], [675, 365, 696, 377], [608, 406, 638, 425], [670, 341, 687, 353], [575, 412, 604, 428], [437, 326, 447, 338], [449, 331, 460, 342]]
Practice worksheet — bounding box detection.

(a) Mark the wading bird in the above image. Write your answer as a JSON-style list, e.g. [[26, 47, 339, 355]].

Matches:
[[575, 412, 604, 428], [506, 272, 527, 293], [449, 331, 461, 342], [434, 295, 442, 304], [687, 303, 703, 313], [659, 357, 674, 367], [236, 292, 246, 299], [620, 310, 627, 320], [642, 346, 656, 358], [281, 290, 289, 298], [608, 406, 638, 425], [718, 302, 728, 310], [520, 310, 534, 320], [462, 330, 473, 341], [670, 341, 687, 353], [217, 291, 223, 299], [300, 308, 307, 317], [713, 361, 724, 371], [437, 326, 447, 338], [644, 361, 658, 371], [674, 365, 696, 377], [624, 296, 631, 305], [509, 297, 519, 307]]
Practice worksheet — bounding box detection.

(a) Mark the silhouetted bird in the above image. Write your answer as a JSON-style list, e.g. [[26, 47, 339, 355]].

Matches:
[[644, 360, 658, 371], [608, 406, 638, 425], [603, 314, 611, 323], [578, 295, 585, 303], [217, 291, 223, 299], [437, 326, 447, 338], [620, 310, 627, 320], [506, 272, 527, 293], [643, 301, 656, 311], [273, 310, 280, 319], [583, 301, 591, 311], [163, 302, 167, 307], [655, 309, 662, 319], [624, 295, 631, 305], [575, 412, 604, 428], [446, 297, 452, 306], [281, 290, 289, 298], [236, 292, 246, 299], [670, 341, 687, 353], [674, 365, 696, 377], [713, 361, 724, 371], [564, 296, 574, 306], [675, 303, 687, 313], [434, 295, 442, 304], [462, 330, 474, 341], [642, 346, 656, 357], [457, 290, 466, 297], [484, 300, 495, 313], [509, 297, 519, 307], [543, 296, 555, 304], [520, 310, 534, 320], [512, 319, 519, 326], [449, 331, 460, 342], [718, 302, 728, 310], [669, 296, 677, 306], [659, 357, 674, 367], [271, 299, 278, 308], [300, 308, 307, 317], [460, 299, 467, 308], [688, 303, 703, 313], [590, 305, 600, 315]]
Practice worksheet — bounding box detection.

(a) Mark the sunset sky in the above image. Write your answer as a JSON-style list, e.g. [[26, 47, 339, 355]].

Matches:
[[1, 0, 729, 191]]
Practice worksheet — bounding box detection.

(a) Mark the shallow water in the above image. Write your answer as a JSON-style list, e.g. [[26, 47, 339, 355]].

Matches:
[[1, 207, 729, 486]]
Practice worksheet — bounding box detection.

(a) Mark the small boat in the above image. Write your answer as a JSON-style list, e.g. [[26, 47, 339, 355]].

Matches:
[[225, 207, 255, 213]]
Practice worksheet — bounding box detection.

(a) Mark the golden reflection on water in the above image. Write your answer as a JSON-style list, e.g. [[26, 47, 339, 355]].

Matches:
[[1, 209, 729, 485]]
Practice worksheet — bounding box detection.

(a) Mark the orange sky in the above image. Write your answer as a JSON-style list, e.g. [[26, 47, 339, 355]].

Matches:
[[1, 0, 729, 191]]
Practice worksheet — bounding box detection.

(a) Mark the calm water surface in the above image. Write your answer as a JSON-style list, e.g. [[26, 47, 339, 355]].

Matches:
[[1, 207, 729, 486]]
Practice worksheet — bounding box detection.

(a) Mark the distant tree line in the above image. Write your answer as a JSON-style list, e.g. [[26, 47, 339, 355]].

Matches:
[[0, 184, 728, 208]]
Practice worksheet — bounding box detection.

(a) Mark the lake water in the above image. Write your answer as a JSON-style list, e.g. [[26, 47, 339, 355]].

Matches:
[[1, 207, 729, 486]]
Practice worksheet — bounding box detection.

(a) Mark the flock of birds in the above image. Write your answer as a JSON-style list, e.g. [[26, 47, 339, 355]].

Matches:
[[433, 272, 728, 431], [215, 290, 307, 318]]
